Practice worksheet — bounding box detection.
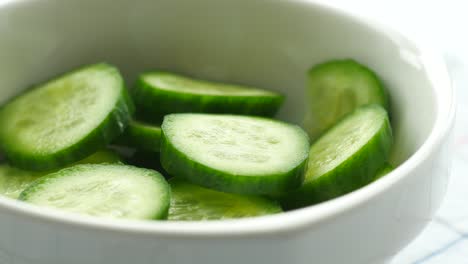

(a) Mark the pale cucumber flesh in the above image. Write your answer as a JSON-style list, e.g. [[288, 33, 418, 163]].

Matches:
[[304, 59, 388, 140], [163, 114, 308, 176], [0, 150, 121, 199], [161, 113, 309, 195], [0, 64, 122, 154], [0, 63, 133, 171], [282, 105, 392, 208], [19, 164, 170, 220]]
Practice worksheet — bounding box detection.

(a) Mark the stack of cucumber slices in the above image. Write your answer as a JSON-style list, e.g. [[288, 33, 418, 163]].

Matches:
[[0, 59, 393, 221]]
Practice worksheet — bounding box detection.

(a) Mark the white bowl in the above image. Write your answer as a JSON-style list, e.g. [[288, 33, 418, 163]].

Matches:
[[0, 0, 455, 263]]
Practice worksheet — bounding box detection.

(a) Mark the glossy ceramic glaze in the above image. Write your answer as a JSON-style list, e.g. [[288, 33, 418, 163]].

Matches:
[[0, 0, 455, 263]]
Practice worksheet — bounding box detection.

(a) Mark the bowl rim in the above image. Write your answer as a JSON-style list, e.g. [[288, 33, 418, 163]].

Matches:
[[0, 0, 456, 238]]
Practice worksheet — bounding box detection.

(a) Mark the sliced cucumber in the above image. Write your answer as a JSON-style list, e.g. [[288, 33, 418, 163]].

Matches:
[[19, 164, 170, 220], [0, 150, 122, 199], [115, 120, 162, 152], [373, 163, 394, 181], [169, 178, 282, 221], [161, 114, 309, 195], [303, 59, 388, 140], [0, 165, 42, 199], [0, 63, 134, 171], [282, 105, 392, 209], [133, 72, 284, 121]]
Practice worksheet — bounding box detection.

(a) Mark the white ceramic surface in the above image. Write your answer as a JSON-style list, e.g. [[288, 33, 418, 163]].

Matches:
[[0, 0, 455, 263]]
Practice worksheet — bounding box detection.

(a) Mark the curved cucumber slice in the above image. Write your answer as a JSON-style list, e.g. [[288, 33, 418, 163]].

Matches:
[[19, 164, 170, 220], [115, 120, 162, 152], [282, 105, 392, 209], [303, 59, 388, 140], [0, 150, 122, 199], [133, 72, 284, 121], [0, 63, 134, 171], [161, 114, 309, 195], [169, 178, 282, 221]]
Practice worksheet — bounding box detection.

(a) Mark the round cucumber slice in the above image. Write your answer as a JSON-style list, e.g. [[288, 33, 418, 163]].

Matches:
[[161, 113, 309, 195], [19, 164, 170, 220], [133, 72, 284, 122], [303, 59, 389, 140], [169, 178, 282, 221], [282, 105, 392, 209], [0, 150, 122, 199], [0, 63, 134, 171], [115, 120, 162, 152]]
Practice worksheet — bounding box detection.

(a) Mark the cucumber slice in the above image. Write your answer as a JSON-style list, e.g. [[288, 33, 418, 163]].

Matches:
[[0, 150, 122, 199], [115, 120, 162, 152], [169, 178, 282, 221], [282, 105, 392, 209], [0, 165, 42, 199], [303, 59, 388, 140], [373, 163, 394, 181], [0, 63, 134, 171], [161, 114, 309, 195], [19, 164, 170, 220], [133, 72, 284, 121]]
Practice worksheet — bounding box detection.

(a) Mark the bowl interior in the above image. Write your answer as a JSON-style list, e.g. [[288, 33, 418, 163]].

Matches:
[[0, 0, 436, 178]]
